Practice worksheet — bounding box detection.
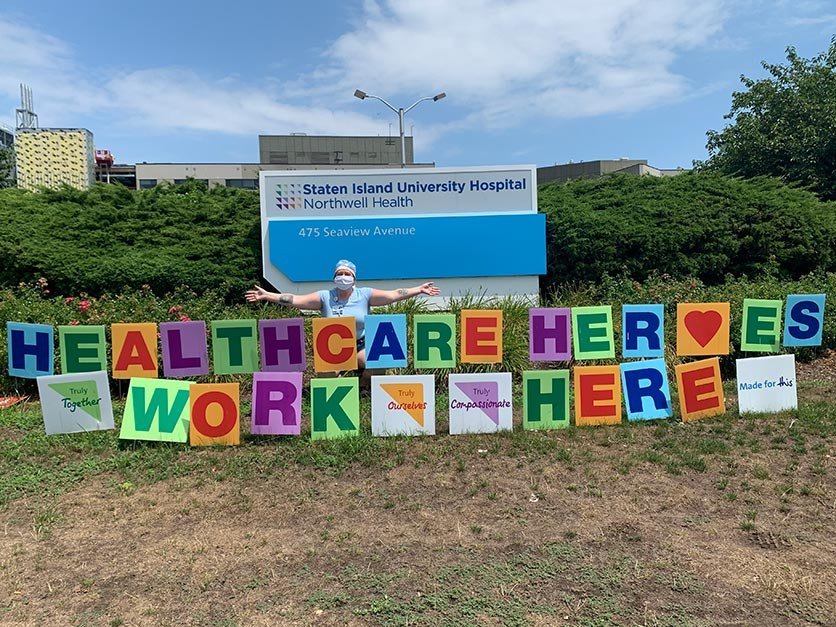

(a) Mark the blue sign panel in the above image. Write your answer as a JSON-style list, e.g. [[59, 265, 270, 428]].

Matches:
[[268, 214, 546, 281]]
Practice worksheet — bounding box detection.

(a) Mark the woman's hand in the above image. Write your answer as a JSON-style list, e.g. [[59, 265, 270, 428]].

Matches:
[[245, 286, 270, 303], [418, 282, 440, 296]]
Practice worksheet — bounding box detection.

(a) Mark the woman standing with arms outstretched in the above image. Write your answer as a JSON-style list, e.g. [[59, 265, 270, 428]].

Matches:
[[245, 259, 440, 372]]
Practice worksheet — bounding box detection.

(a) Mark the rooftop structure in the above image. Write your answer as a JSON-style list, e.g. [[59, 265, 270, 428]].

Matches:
[[536, 159, 686, 185], [259, 134, 419, 167]]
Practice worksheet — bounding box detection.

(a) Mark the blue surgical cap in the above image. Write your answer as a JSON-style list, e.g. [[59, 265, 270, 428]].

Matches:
[[334, 259, 357, 276]]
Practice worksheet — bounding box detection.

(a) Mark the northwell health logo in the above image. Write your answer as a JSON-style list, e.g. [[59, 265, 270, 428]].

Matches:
[[275, 183, 303, 210]]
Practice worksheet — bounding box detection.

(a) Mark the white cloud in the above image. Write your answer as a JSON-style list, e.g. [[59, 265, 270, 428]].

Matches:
[[788, 14, 836, 27], [106, 69, 385, 136], [0, 1, 731, 143], [0, 18, 386, 137], [324, 0, 728, 124], [0, 18, 103, 123]]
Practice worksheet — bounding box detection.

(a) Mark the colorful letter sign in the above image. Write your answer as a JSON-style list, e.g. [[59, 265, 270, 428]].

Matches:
[[741, 299, 783, 353], [112, 323, 158, 379], [528, 308, 571, 361], [461, 310, 503, 364], [312, 317, 357, 372], [7, 322, 53, 378], [37, 371, 114, 435], [783, 294, 826, 347], [365, 314, 408, 369], [189, 383, 240, 446], [311, 377, 359, 440], [120, 378, 191, 443], [676, 303, 730, 356], [371, 374, 435, 436], [251, 372, 303, 436], [448, 372, 513, 434], [619, 358, 672, 421], [622, 304, 664, 358], [160, 321, 210, 378], [211, 319, 259, 374], [59, 325, 107, 374], [259, 318, 306, 372], [522, 370, 570, 430], [413, 314, 456, 368], [574, 365, 622, 426], [674, 358, 725, 422], [572, 306, 615, 360]]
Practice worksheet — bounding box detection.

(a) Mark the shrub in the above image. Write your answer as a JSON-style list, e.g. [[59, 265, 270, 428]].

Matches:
[[539, 173, 836, 290], [3, 173, 835, 300], [0, 183, 261, 300]]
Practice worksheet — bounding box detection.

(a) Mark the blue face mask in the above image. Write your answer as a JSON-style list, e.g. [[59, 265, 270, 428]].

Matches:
[[334, 275, 355, 289]]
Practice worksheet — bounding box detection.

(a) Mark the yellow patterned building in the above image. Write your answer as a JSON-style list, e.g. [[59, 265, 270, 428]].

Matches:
[[15, 128, 95, 190]]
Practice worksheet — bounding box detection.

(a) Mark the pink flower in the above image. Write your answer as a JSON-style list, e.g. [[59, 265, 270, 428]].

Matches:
[[178, 314, 191, 322], [79, 300, 91, 312], [65, 297, 75, 304], [69, 320, 80, 326]]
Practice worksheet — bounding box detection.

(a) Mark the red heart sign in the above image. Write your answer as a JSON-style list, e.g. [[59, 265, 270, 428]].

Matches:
[[684, 311, 722, 347]]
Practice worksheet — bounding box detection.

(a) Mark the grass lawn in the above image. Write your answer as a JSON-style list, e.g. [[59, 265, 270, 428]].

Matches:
[[0, 360, 834, 626]]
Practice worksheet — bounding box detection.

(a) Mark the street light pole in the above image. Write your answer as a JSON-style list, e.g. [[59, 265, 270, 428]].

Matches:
[[354, 89, 446, 168]]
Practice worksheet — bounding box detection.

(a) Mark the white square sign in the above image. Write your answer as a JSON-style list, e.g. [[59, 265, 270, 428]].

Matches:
[[371, 374, 435, 436], [736, 355, 797, 414], [37, 371, 114, 435], [448, 372, 513, 435]]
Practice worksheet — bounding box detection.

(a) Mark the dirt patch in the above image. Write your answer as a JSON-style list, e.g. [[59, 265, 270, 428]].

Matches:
[[1, 429, 834, 626], [797, 349, 836, 384]]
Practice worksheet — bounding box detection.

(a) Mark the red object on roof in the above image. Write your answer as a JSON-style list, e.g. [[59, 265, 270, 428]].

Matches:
[[95, 149, 114, 165]]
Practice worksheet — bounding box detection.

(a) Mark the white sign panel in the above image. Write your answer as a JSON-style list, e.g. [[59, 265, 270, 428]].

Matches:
[[371, 374, 435, 436], [736, 355, 798, 414], [448, 372, 513, 434], [263, 166, 536, 218], [37, 371, 114, 435], [259, 165, 545, 301]]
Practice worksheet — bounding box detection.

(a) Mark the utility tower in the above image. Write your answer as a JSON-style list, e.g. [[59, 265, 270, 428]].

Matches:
[[15, 84, 38, 130]]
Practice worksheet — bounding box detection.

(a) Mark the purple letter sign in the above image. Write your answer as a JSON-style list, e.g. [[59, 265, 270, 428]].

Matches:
[[160, 321, 209, 378], [252, 372, 303, 435]]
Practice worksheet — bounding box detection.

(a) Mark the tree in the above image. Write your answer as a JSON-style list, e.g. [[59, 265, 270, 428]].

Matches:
[[0, 146, 14, 188], [700, 36, 836, 200]]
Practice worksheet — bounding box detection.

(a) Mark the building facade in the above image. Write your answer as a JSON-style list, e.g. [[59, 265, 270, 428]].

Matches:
[[134, 161, 434, 190], [15, 128, 95, 190], [536, 159, 685, 185], [0, 124, 13, 149], [259, 134, 414, 166]]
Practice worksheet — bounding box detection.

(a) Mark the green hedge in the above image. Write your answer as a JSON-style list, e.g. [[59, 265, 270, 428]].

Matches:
[[539, 172, 836, 291], [0, 181, 261, 300], [1, 173, 835, 299]]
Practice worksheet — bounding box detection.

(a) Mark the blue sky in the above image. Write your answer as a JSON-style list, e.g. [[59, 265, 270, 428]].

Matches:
[[0, 1, 833, 168]]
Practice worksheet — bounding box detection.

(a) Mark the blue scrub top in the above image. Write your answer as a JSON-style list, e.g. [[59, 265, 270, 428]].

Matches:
[[318, 287, 373, 338]]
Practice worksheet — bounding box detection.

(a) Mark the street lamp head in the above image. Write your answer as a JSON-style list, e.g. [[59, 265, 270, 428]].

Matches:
[[354, 89, 367, 100], [433, 92, 446, 101]]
